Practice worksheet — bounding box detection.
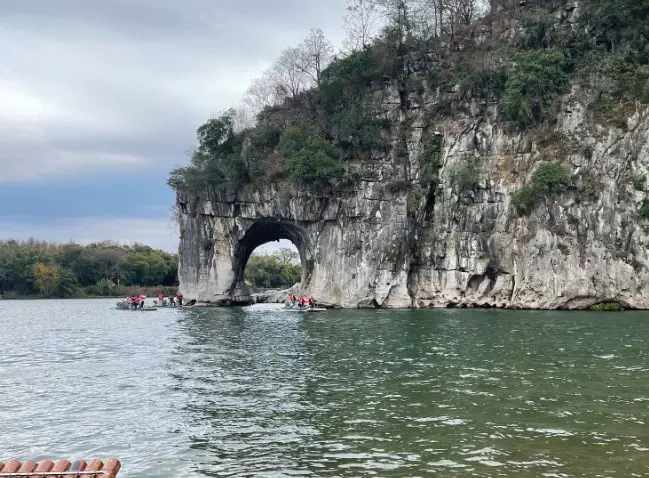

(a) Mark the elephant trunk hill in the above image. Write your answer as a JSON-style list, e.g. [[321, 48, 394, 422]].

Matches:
[[172, 0, 649, 309]]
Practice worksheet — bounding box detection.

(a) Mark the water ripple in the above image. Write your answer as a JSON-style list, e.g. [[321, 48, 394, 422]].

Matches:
[[1, 301, 649, 476]]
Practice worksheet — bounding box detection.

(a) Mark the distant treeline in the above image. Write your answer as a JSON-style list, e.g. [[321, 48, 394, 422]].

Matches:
[[245, 248, 302, 290], [0, 239, 178, 299]]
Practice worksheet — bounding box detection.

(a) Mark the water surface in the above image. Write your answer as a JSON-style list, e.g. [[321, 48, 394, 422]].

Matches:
[[1, 299, 648, 476]]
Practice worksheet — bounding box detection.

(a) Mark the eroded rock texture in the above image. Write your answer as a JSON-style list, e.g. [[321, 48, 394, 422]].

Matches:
[[176, 85, 649, 309], [175, 6, 649, 309]]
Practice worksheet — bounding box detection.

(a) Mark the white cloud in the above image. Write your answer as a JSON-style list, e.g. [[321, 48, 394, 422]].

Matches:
[[0, 217, 180, 252], [0, 79, 63, 123], [0, 149, 151, 180], [254, 239, 298, 255], [0, 0, 348, 181]]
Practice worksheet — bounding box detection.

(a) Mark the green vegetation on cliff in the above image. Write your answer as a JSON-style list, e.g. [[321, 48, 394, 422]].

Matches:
[[589, 301, 623, 311], [0, 240, 178, 299], [512, 162, 570, 214], [169, 0, 649, 198]]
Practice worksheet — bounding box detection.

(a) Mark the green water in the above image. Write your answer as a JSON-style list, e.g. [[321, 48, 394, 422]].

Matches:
[[1, 300, 648, 476]]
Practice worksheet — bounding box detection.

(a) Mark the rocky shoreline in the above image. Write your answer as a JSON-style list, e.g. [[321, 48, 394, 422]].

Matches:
[[249, 284, 298, 305]]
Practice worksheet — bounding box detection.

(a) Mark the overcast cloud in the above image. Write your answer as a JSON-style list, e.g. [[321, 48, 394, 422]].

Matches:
[[0, 0, 347, 252], [1, 0, 347, 179]]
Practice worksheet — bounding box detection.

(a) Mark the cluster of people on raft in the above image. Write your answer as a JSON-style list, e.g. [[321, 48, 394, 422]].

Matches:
[[126, 291, 184, 309], [153, 291, 184, 307], [288, 293, 318, 309]]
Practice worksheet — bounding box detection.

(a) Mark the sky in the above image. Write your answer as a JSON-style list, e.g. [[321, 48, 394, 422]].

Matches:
[[0, 0, 348, 253]]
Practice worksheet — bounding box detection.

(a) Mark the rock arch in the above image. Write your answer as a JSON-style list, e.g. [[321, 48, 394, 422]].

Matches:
[[175, 185, 415, 308], [231, 220, 312, 301]]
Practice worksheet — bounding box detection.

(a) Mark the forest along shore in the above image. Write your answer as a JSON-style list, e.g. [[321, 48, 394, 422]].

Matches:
[[0, 240, 301, 301], [0, 239, 178, 300]]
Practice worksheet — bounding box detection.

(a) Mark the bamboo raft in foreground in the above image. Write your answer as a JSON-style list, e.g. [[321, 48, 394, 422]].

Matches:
[[0, 459, 120, 477]]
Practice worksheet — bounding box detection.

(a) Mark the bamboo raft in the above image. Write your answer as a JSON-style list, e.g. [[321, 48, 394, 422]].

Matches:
[[0, 459, 120, 477]]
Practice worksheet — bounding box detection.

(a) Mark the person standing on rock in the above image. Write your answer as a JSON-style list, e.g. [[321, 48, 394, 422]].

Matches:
[[176, 291, 183, 306]]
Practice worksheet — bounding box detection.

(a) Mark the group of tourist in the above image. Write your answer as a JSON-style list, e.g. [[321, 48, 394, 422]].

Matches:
[[127, 293, 147, 309], [288, 293, 317, 309], [154, 291, 184, 307], [124, 291, 184, 309]]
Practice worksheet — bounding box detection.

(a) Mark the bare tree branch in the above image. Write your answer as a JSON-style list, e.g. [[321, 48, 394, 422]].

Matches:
[[268, 47, 311, 99], [244, 76, 277, 112], [298, 28, 335, 85], [343, 0, 383, 52]]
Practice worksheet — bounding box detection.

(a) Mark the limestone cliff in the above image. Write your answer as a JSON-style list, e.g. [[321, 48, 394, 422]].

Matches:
[[174, 2, 649, 309]]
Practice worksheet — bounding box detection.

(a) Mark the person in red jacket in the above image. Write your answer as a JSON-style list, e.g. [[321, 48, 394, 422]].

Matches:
[[139, 293, 146, 309]]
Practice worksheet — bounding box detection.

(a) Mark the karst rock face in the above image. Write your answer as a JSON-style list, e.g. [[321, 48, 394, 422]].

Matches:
[[175, 86, 649, 309], [175, 6, 649, 310]]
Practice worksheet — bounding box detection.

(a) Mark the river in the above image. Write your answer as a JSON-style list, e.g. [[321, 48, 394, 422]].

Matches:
[[1, 299, 648, 476]]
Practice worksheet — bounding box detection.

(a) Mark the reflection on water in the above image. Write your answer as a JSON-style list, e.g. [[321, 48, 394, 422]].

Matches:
[[1, 300, 649, 476]]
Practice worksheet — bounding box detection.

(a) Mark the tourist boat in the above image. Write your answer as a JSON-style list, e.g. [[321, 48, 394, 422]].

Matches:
[[115, 300, 130, 310], [114, 301, 157, 311], [285, 308, 327, 312], [284, 303, 326, 312], [152, 299, 196, 308]]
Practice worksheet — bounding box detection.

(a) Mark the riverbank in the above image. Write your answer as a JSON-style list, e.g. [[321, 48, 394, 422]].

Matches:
[[188, 301, 629, 311], [1, 285, 178, 301]]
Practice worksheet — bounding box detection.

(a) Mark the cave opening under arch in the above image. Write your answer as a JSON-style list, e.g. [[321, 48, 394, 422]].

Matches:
[[231, 220, 313, 297]]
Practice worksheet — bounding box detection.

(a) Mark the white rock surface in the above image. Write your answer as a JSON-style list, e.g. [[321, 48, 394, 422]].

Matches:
[[175, 79, 649, 309]]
